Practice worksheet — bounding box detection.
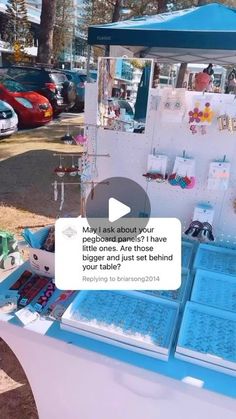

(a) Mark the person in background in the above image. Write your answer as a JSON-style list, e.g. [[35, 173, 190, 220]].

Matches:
[[194, 63, 214, 92], [225, 68, 236, 94]]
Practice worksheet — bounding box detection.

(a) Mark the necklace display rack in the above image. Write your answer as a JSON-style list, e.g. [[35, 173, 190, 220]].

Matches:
[[52, 151, 110, 216]]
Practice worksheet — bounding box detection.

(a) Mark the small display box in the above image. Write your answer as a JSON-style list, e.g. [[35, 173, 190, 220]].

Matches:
[[175, 301, 236, 376], [191, 269, 236, 313], [137, 270, 191, 308], [182, 240, 194, 270], [193, 244, 236, 276], [61, 291, 179, 360]]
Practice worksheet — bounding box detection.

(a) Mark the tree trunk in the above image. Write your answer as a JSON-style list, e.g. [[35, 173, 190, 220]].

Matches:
[[197, 0, 208, 5], [112, 0, 122, 22], [105, 0, 122, 56], [158, 0, 168, 13], [37, 0, 57, 64]]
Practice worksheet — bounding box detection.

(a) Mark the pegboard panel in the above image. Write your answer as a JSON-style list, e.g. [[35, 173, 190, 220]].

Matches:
[[85, 85, 236, 247]]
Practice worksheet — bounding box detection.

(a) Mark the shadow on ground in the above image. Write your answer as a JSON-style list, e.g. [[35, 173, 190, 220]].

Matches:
[[0, 149, 81, 219], [0, 338, 38, 419], [0, 120, 83, 161]]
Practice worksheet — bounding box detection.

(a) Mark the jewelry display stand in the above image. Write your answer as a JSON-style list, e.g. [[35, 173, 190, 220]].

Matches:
[[1, 59, 236, 418]]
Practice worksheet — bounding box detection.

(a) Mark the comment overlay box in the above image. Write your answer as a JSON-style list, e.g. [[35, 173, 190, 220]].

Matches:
[[55, 217, 181, 290]]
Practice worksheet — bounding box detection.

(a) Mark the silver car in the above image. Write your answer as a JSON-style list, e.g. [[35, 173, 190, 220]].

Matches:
[[0, 100, 18, 137]]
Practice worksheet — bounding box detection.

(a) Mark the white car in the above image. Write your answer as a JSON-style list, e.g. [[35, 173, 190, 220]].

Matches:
[[0, 100, 18, 137]]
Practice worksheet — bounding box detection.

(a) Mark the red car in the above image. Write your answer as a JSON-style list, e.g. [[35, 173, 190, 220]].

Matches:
[[0, 75, 53, 127]]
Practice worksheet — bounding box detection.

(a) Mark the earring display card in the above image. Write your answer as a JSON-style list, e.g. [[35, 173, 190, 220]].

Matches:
[[175, 301, 236, 376], [160, 88, 186, 123], [193, 205, 214, 224], [15, 304, 40, 325], [61, 291, 179, 360], [207, 162, 231, 191], [191, 269, 236, 313], [193, 244, 236, 276], [172, 156, 195, 178], [137, 270, 191, 307], [147, 154, 168, 176]]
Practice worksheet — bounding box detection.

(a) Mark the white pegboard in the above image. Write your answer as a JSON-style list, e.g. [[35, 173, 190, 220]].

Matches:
[[85, 84, 236, 247]]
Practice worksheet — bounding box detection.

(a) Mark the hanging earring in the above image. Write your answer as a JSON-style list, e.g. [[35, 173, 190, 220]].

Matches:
[[190, 125, 197, 134], [69, 156, 78, 177], [200, 125, 206, 135], [54, 181, 58, 201], [91, 181, 95, 200], [75, 127, 87, 145], [185, 176, 196, 189], [55, 155, 66, 177], [61, 125, 75, 144], [59, 182, 65, 212], [185, 221, 202, 237], [202, 222, 214, 241]]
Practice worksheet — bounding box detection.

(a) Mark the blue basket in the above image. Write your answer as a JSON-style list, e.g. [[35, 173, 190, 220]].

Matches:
[[137, 270, 191, 306], [176, 301, 236, 374], [182, 240, 194, 270], [193, 244, 236, 276], [62, 291, 179, 358], [191, 269, 236, 313]]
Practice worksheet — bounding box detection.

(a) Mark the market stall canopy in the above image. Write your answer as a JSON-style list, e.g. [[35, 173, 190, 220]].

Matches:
[[88, 3, 236, 65]]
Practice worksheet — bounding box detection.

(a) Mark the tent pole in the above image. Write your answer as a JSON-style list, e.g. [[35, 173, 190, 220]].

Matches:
[[86, 45, 92, 81]]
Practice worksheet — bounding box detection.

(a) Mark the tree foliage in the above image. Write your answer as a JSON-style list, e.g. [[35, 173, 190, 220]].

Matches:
[[171, 0, 236, 10], [81, 0, 169, 36], [4, 0, 33, 62], [81, 0, 236, 33]]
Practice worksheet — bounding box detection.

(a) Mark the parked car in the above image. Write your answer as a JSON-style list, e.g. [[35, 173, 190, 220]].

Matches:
[[0, 75, 53, 127], [0, 100, 18, 137], [62, 70, 87, 112], [109, 98, 134, 117], [0, 66, 76, 115], [62, 69, 98, 112]]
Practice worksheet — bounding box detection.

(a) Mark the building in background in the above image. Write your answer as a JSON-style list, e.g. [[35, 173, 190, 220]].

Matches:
[[59, 0, 88, 69], [0, 0, 87, 67]]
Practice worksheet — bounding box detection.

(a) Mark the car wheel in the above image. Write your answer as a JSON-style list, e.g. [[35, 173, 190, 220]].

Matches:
[[72, 101, 84, 113]]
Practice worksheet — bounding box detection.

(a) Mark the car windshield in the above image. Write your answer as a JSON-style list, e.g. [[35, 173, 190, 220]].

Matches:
[[117, 100, 133, 116], [78, 74, 86, 83], [51, 72, 67, 84], [0, 76, 28, 92]]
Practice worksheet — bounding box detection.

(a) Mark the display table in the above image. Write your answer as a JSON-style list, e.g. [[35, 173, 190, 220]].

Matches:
[[0, 263, 236, 419]]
